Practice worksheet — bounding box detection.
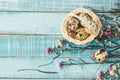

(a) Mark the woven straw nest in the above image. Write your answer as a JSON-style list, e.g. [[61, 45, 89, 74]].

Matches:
[[61, 8, 102, 44]]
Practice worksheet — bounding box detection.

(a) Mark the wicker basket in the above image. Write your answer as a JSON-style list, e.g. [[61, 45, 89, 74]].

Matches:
[[61, 8, 102, 45]]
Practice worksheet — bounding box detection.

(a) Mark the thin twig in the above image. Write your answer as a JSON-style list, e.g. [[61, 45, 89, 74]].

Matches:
[[18, 69, 57, 74]]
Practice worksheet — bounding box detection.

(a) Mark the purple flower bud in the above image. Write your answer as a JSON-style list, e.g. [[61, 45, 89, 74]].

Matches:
[[104, 30, 111, 38], [45, 48, 52, 55]]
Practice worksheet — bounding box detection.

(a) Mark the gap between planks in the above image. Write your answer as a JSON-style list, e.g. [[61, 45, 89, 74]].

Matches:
[[0, 11, 119, 13]]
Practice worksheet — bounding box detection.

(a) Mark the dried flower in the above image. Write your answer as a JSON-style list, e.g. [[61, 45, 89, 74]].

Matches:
[[117, 63, 120, 67], [104, 40, 107, 42], [116, 25, 119, 28], [109, 71, 118, 77], [99, 30, 103, 38], [117, 28, 120, 32], [109, 71, 115, 76], [60, 50, 63, 53], [112, 65, 117, 70], [66, 44, 70, 47], [115, 74, 119, 77], [55, 52, 59, 56], [109, 67, 114, 72], [108, 41, 112, 44], [58, 40, 65, 47], [113, 17, 117, 21], [107, 25, 111, 29], [102, 17, 106, 21], [90, 52, 95, 59], [103, 71, 108, 74], [52, 46, 55, 49], [97, 71, 102, 78], [56, 62, 62, 69], [45, 48, 52, 54], [103, 30, 111, 38]]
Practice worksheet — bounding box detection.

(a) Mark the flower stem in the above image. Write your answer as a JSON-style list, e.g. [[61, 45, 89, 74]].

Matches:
[[109, 46, 120, 53], [18, 69, 57, 74], [38, 59, 54, 67], [38, 52, 61, 67], [106, 39, 120, 46]]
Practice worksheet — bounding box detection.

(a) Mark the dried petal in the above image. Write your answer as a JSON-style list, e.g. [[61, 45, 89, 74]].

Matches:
[[52, 46, 55, 49], [115, 74, 119, 77], [109, 67, 114, 72], [45, 48, 52, 54], [90, 52, 95, 59], [97, 71, 102, 78], [102, 17, 106, 21], [56, 62, 62, 69], [103, 30, 111, 38], [60, 50, 63, 53], [66, 44, 70, 47], [113, 17, 117, 21], [112, 65, 117, 70], [117, 28, 120, 32], [109, 71, 115, 76], [108, 25, 111, 28], [58, 40, 65, 47]]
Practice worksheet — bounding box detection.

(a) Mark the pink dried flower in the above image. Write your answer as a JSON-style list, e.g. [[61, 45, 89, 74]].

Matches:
[[97, 71, 102, 78], [45, 48, 52, 54], [109, 67, 114, 72], [104, 30, 111, 38], [90, 52, 95, 59], [56, 62, 62, 69]]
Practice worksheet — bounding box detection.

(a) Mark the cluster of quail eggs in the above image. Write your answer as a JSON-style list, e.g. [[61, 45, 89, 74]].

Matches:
[[67, 13, 98, 41]]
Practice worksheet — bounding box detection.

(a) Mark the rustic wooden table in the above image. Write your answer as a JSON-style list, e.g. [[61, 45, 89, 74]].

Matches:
[[0, 0, 120, 80]]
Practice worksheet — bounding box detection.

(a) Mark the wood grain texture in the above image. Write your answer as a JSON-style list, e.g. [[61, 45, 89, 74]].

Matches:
[[0, 13, 119, 34], [0, 0, 120, 79], [0, 0, 119, 12], [0, 58, 110, 79], [0, 35, 119, 58], [0, 13, 64, 34], [0, 35, 119, 79]]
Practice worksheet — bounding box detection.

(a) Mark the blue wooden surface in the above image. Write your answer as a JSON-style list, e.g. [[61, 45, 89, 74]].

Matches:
[[0, 0, 119, 79], [0, 0, 119, 12], [0, 13, 119, 34]]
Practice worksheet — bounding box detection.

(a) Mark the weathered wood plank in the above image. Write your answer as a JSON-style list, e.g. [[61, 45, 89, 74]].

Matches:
[[0, 79, 84, 80], [0, 1, 119, 79], [0, 35, 119, 58], [0, 58, 110, 79], [0, 0, 119, 12], [0, 13, 64, 34], [0, 13, 119, 34]]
